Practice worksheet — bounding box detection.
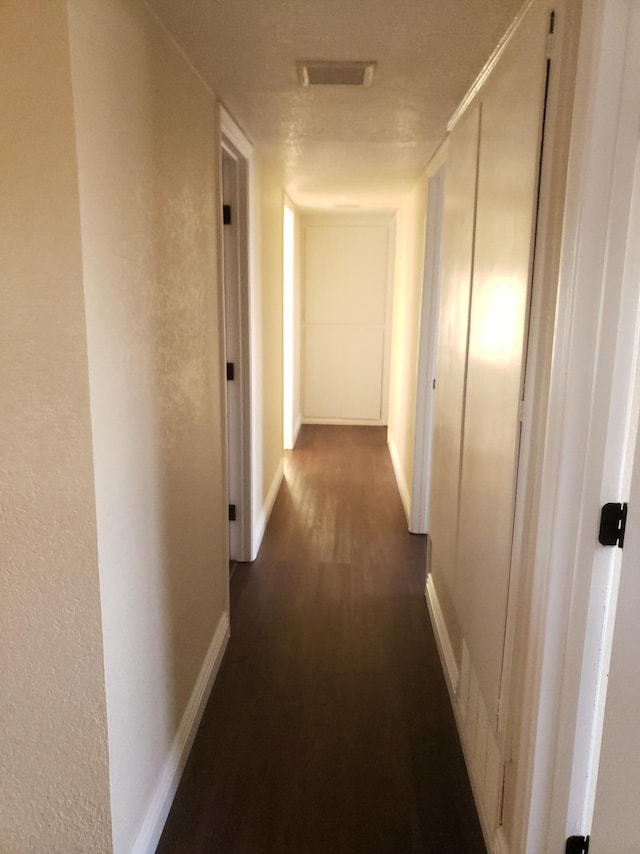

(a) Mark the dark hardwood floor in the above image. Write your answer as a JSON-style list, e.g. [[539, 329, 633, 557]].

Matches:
[[157, 425, 486, 854]]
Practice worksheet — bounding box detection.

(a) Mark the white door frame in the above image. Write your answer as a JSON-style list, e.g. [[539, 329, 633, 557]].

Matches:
[[220, 107, 254, 563], [409, 148, 447, 534], [510, 3, 640, 850], [589, 119, 640, 853], [283, 198, 296, 450]]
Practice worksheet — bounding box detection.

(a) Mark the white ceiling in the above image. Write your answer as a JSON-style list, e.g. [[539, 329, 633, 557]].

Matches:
[[149, 0, 524, 211]]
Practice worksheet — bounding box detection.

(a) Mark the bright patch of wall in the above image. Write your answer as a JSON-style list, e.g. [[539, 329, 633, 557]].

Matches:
[[252, 160, 285, 554], [387, 175, 429, 523]]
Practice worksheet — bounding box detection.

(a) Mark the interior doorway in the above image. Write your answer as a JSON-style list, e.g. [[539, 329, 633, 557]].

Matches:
[[409, 159, 446, 534], [221, 114, 253, 563]]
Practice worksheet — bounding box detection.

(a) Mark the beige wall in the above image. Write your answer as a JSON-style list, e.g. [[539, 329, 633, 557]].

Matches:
[[252, 159, 284, 546], [67, 0, 228, 851], [293, 208, 303, 442], [0, 3, 113, 851], [387, 175, 429, 520]]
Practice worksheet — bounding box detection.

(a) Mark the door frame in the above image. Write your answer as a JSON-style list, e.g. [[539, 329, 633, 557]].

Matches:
[[588, 113, 640, 853], [508, 3, 640, 851], [409, 150, 447, 535], [220, 107, 253, 563]]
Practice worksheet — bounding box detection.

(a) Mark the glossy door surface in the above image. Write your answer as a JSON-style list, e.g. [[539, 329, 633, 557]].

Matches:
[[456, 0, 549, 717], [428, 104, 480, 657]]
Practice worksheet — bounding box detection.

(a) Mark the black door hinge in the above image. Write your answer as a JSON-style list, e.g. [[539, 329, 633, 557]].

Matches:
[[226, 362, 235, 381], [598, 502, 628, 548], [565, 836, 589, 854], [223, 204, 232, 225], [229, 504, 236, 522]]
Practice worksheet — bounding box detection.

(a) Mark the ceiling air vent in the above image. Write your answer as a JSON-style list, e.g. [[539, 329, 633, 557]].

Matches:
[[297, 60, 376, 88]]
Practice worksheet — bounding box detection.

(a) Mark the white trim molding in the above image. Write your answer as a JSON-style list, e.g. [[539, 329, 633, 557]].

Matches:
[[292, 414, 302, 448], [220, 106, 254, 159], [447, 0, 535, 133], [425, 574, 506, 853], [387, 432, 411, 524], [131, 612, 230, 854], [252, 458, 284, 560], [513, 3, 640, 852], [409, 156, 446, 535], [220, 105, 256, 563], [425, 573, 459, 693]]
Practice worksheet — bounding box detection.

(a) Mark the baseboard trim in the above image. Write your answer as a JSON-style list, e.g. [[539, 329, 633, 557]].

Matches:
[[292, 414, 302, 447], [387, 433, 411, 525], [425, 573, 459, 693], [131, 611, 230, 854], [425, 573, 508, 854], [252, 458, 284, 559], [301, 417, 387, 427]]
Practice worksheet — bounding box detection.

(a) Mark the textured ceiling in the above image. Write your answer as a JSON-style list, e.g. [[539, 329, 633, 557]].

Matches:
[[149, 0, 524, 210]]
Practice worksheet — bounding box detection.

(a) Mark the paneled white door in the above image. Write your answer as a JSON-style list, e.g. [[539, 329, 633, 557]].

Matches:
[[455, 0, 551, 719], [428, 0, 550, 728], [302, 216, 393, 424]]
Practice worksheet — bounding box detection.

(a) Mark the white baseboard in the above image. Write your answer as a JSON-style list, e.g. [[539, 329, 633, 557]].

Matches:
[[252, 458, 284, 559], [387, 433, 411, 525], [425, 574, 508, 854], [301, 417, 387, 427], [131, 611, 230, 854], [425, 573, 459, 694], [292, 414, 302, 447]]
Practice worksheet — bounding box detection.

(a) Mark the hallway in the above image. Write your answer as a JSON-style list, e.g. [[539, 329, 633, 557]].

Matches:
[[157, 426, 486, 853]]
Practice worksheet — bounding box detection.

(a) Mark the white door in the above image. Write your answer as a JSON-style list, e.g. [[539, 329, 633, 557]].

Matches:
[[222, 151, 242, 562], [429, 0, 550, 716], [591, 459, 640, 851], [586, 137, 640, 853], [455, 0, 550, 719], [302, 215, 394, 424]]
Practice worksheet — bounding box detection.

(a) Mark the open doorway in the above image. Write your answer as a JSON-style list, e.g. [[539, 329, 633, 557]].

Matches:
[[409, 158, 446, 535], [221, 112, 253, 564], [283, 199, 298, 450]]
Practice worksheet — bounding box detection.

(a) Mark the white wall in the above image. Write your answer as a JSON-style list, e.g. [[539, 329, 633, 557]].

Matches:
[[387, 176, 429, 522], [283, 200, 303, 449], [252, 159, 284, 554], [0, 2, 113, 850], [293, 208, 303, 443], [67, 1, 229, 850]]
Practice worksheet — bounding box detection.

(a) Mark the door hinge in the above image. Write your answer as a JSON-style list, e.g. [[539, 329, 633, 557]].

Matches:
[[598, 502, 628, 548], [226, 362, 235, 381], [565, 836, 589, 854], [229, 504, 236, 522], [223, 204, 232, 225]]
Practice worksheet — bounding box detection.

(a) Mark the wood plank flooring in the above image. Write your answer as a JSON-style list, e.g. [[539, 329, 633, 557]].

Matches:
[[157, 425, 486, 854]]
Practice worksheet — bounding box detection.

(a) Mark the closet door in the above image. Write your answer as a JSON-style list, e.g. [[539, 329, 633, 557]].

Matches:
[[456, 1, 551, 718], [302, 217, 393, 423], [428, 103, 481, 657]]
